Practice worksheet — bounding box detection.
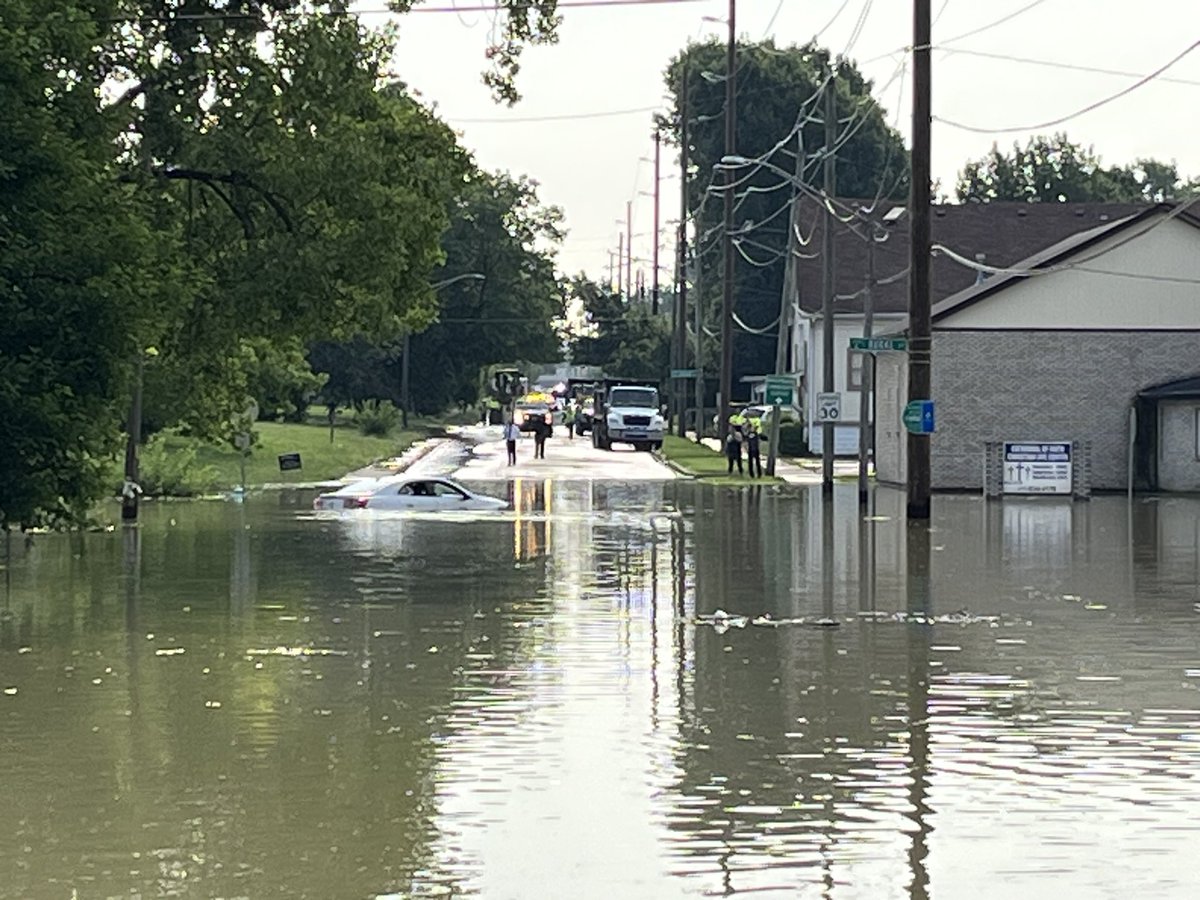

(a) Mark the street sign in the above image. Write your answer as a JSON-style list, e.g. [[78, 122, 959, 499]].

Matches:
[[278, 452, 302, 472], [764, 376, 793, 405], [850, 336, 908, 352], [903, 399, 935, 434], [815, 392, 841, 422], [1003, 442, 1071, 494], [670, 368, 699, 379]]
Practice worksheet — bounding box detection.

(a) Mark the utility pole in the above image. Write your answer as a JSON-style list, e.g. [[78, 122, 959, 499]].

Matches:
[[626, 200, 633, 303], [858, 238, 875, 504], [401, 331, 411, 429], [652, 129, 661, 317], [121, 354, 144, 522], [718, 0, 736, 440], [609, 250, 615, 291], [821, 65, 837, 496], [676, 69, 690, 438], [693, 247, 705, 441], [617, 232, 624, 296], [768, 128, 805, 477], [908, 0, 933, 520]]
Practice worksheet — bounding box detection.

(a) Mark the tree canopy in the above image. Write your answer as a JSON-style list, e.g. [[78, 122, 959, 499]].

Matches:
[[957, 134, 1199, 203], [0, 0, 566, 525], [661, 40, 907, 386], [568, 279, 671, 382]]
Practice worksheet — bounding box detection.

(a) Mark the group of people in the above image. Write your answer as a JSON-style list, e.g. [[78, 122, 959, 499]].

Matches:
[[499, 398, 585, 466], [724, 409, 766, 477]]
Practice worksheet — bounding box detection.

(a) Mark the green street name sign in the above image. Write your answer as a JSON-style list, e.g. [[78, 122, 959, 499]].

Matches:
[[849, 337, 908, 352], [670, 368, 699, 379]]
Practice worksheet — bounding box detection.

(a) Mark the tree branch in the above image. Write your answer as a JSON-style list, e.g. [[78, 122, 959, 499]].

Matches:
[[152, 167, 294, 233]]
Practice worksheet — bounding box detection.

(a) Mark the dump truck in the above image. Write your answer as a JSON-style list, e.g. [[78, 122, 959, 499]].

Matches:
[[590, 379, 665, 452]]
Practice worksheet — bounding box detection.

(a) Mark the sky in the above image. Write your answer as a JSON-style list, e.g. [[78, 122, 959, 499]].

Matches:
[[361, 0, 1200, 280]]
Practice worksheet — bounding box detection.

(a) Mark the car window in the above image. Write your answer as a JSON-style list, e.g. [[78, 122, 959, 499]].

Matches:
[[431, 481, 468, 498], [395, 484, 414, 496]]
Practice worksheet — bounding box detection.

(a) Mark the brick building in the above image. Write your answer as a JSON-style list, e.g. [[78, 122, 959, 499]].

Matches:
[[873, 203, 1200, 491], [785, 198, 1147, 455]]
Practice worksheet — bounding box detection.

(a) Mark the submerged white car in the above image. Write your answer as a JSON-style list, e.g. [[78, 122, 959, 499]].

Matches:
[[313, 476, 507, 512]]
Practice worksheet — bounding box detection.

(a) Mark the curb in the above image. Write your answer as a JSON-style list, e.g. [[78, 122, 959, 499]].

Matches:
[[651, 449, 697, 480]]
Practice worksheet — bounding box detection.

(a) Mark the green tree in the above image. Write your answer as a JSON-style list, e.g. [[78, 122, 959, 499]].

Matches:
[[569, 279, 671, 382], [0, 1, 175, 527], [406, 171, 566, 415], [957, 134, 1197, 203], [311, 171, 567, 417], [662, 40, 907, 387]]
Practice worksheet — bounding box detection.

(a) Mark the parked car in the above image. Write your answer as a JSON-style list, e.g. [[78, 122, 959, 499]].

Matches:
[[314, 476, 507, 512]]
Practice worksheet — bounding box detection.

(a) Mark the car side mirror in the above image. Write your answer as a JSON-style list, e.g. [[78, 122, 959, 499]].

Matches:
[[660, 405, 668, 416]]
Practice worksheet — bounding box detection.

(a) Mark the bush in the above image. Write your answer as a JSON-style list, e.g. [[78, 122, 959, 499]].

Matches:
[[777, 421, 807, 456], [355, 400, 400, 437], [136, 437, 219, 496]]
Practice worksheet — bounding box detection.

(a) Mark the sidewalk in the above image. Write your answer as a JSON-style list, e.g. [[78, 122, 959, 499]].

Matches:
[[689, 434, 866, 485]]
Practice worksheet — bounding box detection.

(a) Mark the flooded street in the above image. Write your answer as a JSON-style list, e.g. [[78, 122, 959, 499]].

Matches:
[[2, 483, 1200, 899]]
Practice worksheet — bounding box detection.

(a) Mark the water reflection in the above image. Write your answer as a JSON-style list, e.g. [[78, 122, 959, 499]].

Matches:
[[1, 488, 1200, 898]]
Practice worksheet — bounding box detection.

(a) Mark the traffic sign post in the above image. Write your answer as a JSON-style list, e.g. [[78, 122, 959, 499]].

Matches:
[[763, 376, 793, 476], [903, 399, 935, 434], [850, 336, 908, 352]]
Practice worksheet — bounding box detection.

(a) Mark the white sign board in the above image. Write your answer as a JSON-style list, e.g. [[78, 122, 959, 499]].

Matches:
[[1003, 442, 1072, 495], [815, 392, 842, 423]]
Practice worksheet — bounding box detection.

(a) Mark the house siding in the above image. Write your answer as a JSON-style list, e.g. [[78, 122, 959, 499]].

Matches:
[[879, 330, 1200, 490]]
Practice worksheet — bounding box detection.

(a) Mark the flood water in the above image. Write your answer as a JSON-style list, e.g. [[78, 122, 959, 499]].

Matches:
[[2, 482, 1200, 899]]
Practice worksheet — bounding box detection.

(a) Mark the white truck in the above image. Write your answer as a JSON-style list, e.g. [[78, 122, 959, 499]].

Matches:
[[590, 381, 665, 452]]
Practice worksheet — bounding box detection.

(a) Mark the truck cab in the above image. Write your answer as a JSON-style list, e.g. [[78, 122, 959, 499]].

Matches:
[[592, 382, 665, 452]]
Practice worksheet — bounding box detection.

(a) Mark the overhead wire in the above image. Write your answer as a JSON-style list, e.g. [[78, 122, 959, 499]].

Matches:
[[71, 0, 709, 24], [938, 47, 1200, 89], [935, 38, 1200, 134], [933, 199, 1200, 280], [937, 0, 1051, 45]]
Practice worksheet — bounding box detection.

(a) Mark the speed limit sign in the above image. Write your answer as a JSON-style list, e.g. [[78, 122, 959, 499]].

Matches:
[[816, 392, 842, 421]]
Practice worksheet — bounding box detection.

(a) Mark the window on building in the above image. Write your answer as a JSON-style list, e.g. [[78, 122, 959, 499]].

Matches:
[[847, 351, 864, 391]]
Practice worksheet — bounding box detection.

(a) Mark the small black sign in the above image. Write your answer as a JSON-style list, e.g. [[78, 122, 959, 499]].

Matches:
[[278, 452, 302, 472]]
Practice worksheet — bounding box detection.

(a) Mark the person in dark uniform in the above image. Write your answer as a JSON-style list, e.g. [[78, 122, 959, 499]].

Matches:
[[745, 414, 763, 478]]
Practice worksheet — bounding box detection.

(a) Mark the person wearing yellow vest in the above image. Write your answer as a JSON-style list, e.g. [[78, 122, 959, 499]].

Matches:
[[725, 411, 746, 475]]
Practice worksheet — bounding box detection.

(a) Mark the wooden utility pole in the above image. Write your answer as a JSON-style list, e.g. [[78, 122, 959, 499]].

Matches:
[[908, 0, 933, 519], [858, 239, 875, 504], [626, 200, 633, 303], [675, 76, 690, 438], [652, 129, 661, 317], [821, 67, 837, 496], [617, 232, 624, 296], [121, 354, 144, 522], [718, 0, 736, 439]]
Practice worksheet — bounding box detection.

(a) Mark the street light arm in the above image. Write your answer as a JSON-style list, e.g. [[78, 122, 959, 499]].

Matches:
[[431, 273, 486, 290]]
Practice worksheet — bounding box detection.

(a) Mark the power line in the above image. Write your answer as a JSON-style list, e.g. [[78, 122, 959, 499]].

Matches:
[[939, 47, 1200, 88], [72, 0, 707, 24], [937, 0, 1051, 45], [935, 38, 1200, 134], [451, 104, 660, 123], [933, 199, 1200, 280]]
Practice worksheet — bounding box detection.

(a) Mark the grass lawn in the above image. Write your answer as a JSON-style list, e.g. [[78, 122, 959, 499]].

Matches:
[[659, 435, 782, 485], [151, 421, 424, 492]]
